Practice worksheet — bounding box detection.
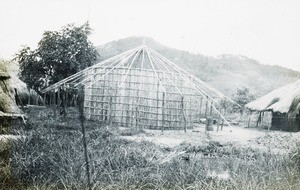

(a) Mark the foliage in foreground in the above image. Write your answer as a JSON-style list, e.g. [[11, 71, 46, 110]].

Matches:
[[1, 109, 300, 189]]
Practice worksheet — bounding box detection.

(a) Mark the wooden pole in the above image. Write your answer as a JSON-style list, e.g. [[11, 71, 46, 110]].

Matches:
[[210, 100, 213, 116], [217, 107, 221, 132], [256, 111, 262, 129], [63, 87, 67, 119], [53, 90, 56, 117], [199, 97, 203, 122], [205, 96, 208, 118], [108, 95, 113, 125], [181, 96, 187, 133], [161, 92, 165, 132], [78, 85, 92, 190], [66, 86, 69, 107], [50, 92, 52, 107], [135, 105, 139, 129], [57, 87, 61, 114], [126, 71, 132, 127], [260, 111, 265, 130], [221, 108, 224, 131], [247, 111, 252, 128], [189, 96, 192, 127], [156, 79, 159, 129]]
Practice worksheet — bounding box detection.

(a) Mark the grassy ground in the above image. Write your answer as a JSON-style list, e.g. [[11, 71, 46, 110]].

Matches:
[[1, 107, 300, 189]]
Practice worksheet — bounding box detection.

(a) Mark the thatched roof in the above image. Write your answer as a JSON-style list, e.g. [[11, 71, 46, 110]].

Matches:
[[0, 67, 43, 115], [245, 79, 300, 113]]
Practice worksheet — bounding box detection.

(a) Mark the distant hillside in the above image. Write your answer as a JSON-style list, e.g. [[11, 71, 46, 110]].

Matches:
[[97, 37, 300, 97]]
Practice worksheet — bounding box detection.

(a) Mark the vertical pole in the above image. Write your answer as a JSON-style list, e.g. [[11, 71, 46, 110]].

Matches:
[[217, 107, 221, 132], [161, 92, 165, 132], [247, 111, 252, 128], [28, 87, 31, 105], [126, 71, 131, 127], [221, 108, 224, 131], [256, 111, 262, 128], [63, 87, 67, 119], [189, 96, 192, 126], [261, 111, 265, 130], [53, 90, 56, 117], [50, 92, 53, 106], [135, 105, 139, 129], [57, 87, 61, 114], [205, 96, 208, 118], [121, 98, 124, 127], [156, 79, 159, 129], [199, 97, 203, 122], [78, 85, 92, 190], [108, 95, 113, 125], [210, 100, 213, 116], [66, 87, 69, 108], [101, 69, 106, 122], [43, 93, 46, 106], [181, 96, 187, 133]]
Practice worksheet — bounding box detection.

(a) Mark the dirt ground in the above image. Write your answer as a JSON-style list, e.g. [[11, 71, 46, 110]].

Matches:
[[122, 123, 300, 154]]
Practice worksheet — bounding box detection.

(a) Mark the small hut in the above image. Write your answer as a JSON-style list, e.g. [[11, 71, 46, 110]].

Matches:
[[42, 45, 237, 130], [245, 79, 300, 131]]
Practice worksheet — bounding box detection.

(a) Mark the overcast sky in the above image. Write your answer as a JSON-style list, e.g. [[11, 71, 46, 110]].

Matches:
[[1, 0, 300, 71]]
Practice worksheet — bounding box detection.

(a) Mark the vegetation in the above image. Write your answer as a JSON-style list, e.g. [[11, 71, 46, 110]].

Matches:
[[14, 23, 99, 92], [231, 87, 255, 114], [1, 107, 300, 189]]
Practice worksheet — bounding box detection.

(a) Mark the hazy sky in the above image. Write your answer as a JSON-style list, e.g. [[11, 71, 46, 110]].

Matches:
[[1, 0, 300, 71]]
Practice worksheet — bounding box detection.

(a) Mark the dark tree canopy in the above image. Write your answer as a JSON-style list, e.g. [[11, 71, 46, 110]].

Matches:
[[233, 87, 255, 107], [14, 23, 99, 92], [231, 87, 255, 113]]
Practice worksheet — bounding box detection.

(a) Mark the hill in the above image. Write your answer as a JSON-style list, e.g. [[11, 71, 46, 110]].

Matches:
[[97, 37, 300, 97]]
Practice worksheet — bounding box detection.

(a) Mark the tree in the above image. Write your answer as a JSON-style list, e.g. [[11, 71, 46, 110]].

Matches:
[[232, 87, 255, 113], [14, 23, 99, 92]]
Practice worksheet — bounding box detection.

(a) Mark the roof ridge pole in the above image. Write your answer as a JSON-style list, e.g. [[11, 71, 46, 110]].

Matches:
[[137, 47, 146, 92], [157, 50, 242, 107], [135, 47, 146, 130], [73, 52, 131, 87], [145, 47, 166, 93], [84, 48, 139, 89], [148, 49, 183, 95], [41, 46, 141, 93], [77, 47, 140, 87], [150, 49, 240, 107], [152, 50, 236, 112], [70, 47, 140, 86], [118, 48, 143, 87], [151, 49, 213, 100], [149, 49, 234, 129], [152, 49, 218, 95]]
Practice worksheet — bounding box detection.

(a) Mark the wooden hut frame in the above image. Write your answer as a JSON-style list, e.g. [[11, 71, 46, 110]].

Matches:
[[42, 45, 237, 130]]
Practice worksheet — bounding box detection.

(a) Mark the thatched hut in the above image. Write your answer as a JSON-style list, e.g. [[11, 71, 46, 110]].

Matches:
[[42, 45, 238, 130], [0, 60, 44, 109], [0, 71, 21, 114], [245, 79, 300, 131]]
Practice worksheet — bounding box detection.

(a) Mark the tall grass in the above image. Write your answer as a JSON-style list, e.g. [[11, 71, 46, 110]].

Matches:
[[2, 107, 300, 189]]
